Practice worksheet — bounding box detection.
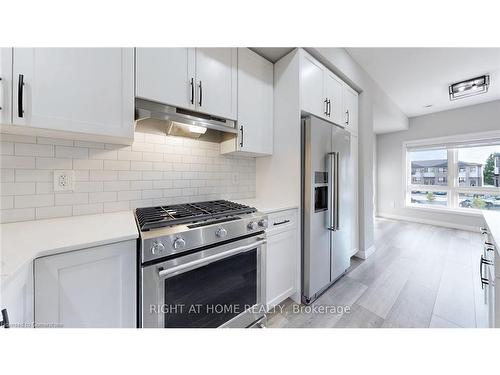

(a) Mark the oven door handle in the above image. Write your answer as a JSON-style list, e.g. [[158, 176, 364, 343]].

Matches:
[[158, 239, 267, 279]]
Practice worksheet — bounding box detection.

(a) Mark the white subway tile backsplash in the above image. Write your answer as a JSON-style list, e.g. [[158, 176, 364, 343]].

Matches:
[[0, 169, 14, 182], [0, 207, 35, 223], [0, 134, 36, 143], [15, 169, 53, 182], [1, 141, 14, 155], [90, 170, 119, 181], [36, 182, 54, 194], [130, 161, 153, 171], [15, 194, 54, 208], [36, 205, 73, 220], [74, 181, 104, 192], [15, 143, 54, 157], [73, 159, 103, 170], [117, 150, 142, 161], [1, 131, 256, 223], [36, 157, 72, 170], [103, 201, 130, 213], [118, 171, 142, 180], [73, 203, 103, 216], [103, 160, 130, 170], [1, 196, 14, 209], [103, 180, 130, 191], [89, 148, 118, 160], [55, 192, 89, 206], [130, 180, 152, 190], [1, 182, 36, 196], [2, 155, 36, 169], [89, 191, 117, 203], [55, 145, 89, 159]]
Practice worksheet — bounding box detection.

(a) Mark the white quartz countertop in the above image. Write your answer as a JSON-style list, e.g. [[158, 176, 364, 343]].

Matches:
[[482, 211, 500, 252], [234, 199, 298, 214], [1, 211, 138, 280]]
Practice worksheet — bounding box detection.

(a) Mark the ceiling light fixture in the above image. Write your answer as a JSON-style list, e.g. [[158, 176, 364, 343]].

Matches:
[[449, 75, 490, 101]]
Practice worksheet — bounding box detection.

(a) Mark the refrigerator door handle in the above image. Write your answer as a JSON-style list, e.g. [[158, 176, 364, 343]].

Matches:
[[327, 152, 338, 231], [335, 151, 340, 230]]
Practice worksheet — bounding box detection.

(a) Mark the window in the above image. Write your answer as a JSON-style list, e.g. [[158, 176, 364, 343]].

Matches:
[[405, 137, 500, 212]]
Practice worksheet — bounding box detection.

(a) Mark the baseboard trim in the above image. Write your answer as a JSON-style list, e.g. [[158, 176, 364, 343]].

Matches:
[[354, 245, 376, 260], [376, 212, 479, 232]]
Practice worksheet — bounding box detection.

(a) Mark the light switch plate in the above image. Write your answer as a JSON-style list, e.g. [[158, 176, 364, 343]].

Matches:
[[53, 170, 75, 192]]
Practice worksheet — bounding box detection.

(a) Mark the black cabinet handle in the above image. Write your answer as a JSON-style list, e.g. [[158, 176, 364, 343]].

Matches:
[[327, 100, 331, 117], [345, 110, 350, 125], [18, 74, 24, 118], [480, 255, 493, 289], [190, 78, 194, 105], [198, 81, 203, 106], [324, 98, 328, 115], [273, 219, 290, 226], [239, 125, 244, 148], [0, 308, 9, 328]]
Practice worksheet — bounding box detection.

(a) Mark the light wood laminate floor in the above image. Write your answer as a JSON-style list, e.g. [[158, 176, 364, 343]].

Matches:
[[267, 218, 486, 328]]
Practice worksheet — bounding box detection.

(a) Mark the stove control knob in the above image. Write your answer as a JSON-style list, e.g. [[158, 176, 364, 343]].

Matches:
[[215, 227, 227, 238], [258, 219, 268, 228], [247, 221, 258, 231], [173, 237, 186, 250], [150, 241, 165, 255]]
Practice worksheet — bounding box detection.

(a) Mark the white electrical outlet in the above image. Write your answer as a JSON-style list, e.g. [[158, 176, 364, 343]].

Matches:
[[231, 172, 239, 185], [53, 170, 75, 192]]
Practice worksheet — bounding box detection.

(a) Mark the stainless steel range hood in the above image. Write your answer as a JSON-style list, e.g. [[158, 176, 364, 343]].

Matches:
[[135, 98, 238, 141]]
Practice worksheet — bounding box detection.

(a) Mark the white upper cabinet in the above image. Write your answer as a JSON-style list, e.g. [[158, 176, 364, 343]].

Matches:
[[325, 71, 343, 125], [221, 48, 273, 156], [195, 48, 237, 120], [0, 48, 12, 125], [300, 50, 356, 131], [342, 83, 359, 135], [136, 48, 195, 111], [135, 48, 238, 121], [11, 48, 134, 141], [300, 51, 327, 119]]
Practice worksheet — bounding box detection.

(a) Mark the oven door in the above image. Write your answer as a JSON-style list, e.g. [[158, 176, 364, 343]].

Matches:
[[141, 234, 266, 328]]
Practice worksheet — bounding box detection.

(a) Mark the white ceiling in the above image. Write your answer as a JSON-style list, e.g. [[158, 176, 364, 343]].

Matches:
[[346, 48, 500, 118], [250, 48, 294, 63]]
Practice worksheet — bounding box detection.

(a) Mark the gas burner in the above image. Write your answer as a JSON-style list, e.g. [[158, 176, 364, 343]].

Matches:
[[135, 200, 257, 231]]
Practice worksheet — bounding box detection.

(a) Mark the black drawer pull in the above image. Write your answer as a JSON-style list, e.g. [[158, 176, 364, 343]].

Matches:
[[273, 219, 290, 226]]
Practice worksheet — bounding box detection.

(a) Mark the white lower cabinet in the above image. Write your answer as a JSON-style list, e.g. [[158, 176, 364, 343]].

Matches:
[[34, 240, 136, 328], [265, 209, 297, 308]]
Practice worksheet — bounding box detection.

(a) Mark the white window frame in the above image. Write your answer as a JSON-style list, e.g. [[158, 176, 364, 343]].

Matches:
[[402, 130, 500, 216]]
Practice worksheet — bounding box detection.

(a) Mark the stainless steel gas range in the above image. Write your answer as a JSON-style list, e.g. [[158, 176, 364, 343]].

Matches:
[[135, 200, 268, 328]]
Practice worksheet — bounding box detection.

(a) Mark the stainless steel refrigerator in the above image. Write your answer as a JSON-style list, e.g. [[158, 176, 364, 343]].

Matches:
[[301, 115, 353, 305]]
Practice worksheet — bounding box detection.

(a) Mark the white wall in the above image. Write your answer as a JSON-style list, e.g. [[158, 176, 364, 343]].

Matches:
[[377, 100, 500, 231], [308, 48, 409, 256]]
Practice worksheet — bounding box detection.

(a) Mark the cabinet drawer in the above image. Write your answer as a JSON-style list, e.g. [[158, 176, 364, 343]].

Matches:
[[266, 209, 297, 236]]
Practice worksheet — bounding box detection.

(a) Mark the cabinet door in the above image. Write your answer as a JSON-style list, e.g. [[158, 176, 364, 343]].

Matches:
[[12, 48, 134, 139], [34, 241, 136, 328], [222, 48, 273, 156], [136, 48, 195, 110], [0, 48, 12, 124], [301, 52, 327, 119], [325, 71, 343, 125], [343, 84, 359, 135], [195, 48, 237, 120], [266, 229, 297, 307]]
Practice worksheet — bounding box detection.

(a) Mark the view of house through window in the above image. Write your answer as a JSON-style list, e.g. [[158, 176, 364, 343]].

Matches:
[[407, 141, 500, 211]]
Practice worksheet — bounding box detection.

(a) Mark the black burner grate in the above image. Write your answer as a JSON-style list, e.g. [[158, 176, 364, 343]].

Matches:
[[135, 200, 256, 231]]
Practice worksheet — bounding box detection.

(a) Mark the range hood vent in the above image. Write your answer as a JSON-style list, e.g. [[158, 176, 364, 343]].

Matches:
[[135, 98, 238, 141]]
